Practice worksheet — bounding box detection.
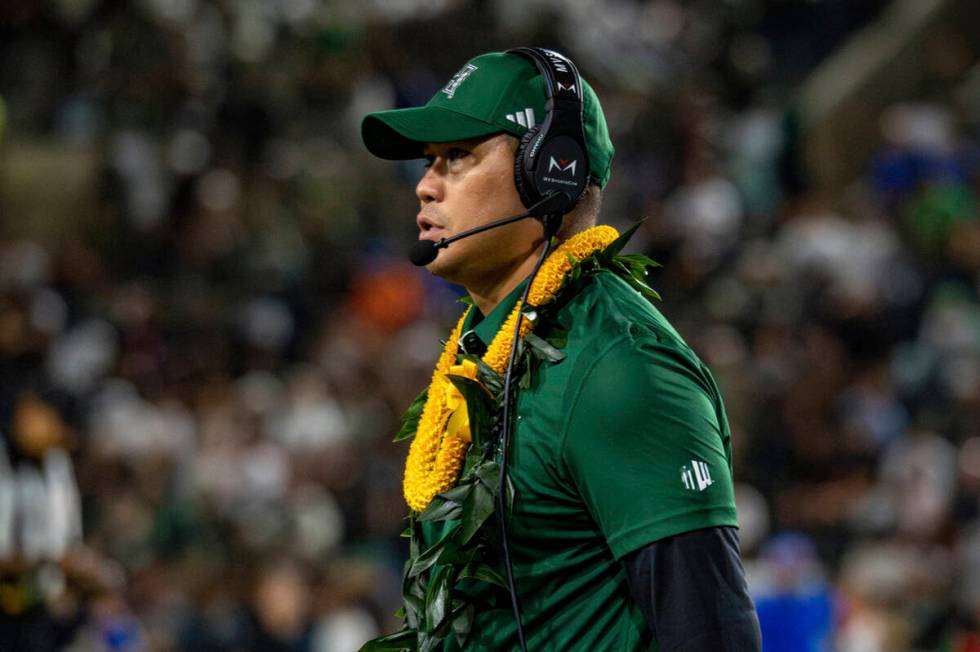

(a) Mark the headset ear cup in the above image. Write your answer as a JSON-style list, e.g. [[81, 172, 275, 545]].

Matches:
[[513, 126, 541, 208]]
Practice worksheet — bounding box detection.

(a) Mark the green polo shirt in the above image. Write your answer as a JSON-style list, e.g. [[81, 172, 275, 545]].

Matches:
[[424, 269, 738, 651]]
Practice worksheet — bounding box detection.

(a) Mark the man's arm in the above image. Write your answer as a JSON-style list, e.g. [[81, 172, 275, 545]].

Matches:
[[561, 330, 760, 648], [623, 526, 762, 651]]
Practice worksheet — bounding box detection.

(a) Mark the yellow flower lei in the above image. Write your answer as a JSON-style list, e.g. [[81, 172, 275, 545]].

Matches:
[[403, 225, 620, 512]]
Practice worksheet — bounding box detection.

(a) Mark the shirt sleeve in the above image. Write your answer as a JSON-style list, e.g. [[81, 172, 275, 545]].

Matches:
[[623, 527, 762, 651], [561, 335, 738, 559]]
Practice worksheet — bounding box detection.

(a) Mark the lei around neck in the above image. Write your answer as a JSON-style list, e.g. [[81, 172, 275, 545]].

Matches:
[[362, 223, 660, 652], [403, 225, 620, 512]]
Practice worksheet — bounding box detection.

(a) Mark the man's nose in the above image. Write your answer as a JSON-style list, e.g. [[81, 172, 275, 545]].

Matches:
[[416, 167, 443, 204]]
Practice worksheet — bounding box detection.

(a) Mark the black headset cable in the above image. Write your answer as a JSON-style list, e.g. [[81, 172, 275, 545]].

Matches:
[[497, 221, 558, 652]]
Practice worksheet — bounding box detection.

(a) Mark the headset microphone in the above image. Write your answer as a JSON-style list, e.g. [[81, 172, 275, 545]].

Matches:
[[408, 191, 569, 267], [407, 240, 440, 267]]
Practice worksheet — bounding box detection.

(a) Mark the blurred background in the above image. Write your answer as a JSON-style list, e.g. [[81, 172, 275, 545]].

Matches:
[[0, 0, 979, 650]]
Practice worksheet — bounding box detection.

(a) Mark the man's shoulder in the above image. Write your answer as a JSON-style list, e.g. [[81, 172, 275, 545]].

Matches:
[[559, 270, 687, 352], [551, 271, 717, 401]]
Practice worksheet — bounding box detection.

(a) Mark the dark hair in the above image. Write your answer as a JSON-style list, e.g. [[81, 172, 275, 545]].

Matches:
[[556, 182, 602, 241]]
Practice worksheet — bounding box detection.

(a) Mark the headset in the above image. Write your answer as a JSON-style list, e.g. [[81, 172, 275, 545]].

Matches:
[[508, 46, 591, 235], [498, 47, 590, 652]]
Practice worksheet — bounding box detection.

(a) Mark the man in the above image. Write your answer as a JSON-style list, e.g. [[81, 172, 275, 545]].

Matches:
[[361, 49, 761, 651]]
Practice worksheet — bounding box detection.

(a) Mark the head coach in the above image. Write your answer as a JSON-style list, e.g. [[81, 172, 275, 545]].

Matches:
[[359, 48, 762, 652]]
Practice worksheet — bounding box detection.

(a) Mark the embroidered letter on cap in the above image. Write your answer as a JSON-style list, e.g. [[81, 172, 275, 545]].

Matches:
[[442, 64, 478, 99]]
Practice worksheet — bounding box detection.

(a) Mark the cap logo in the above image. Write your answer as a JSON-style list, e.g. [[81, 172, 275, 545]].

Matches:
[[441, 64, 478, 99], [505, 108, 536, 129], [548, 156, 577, 175], [557, 82, 577, 95]]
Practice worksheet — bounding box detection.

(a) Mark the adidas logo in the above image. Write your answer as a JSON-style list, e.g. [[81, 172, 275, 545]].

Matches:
[[505, 108, 536, 129]]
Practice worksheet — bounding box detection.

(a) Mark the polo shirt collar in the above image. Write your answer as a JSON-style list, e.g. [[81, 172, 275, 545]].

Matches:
[[460, 280, 528, 355]]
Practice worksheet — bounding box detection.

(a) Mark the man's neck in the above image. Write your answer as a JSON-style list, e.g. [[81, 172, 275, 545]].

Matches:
[[466, 244, 544, 317]]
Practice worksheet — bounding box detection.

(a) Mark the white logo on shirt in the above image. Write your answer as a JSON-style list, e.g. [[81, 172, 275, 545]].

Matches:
[[681, 460, 713, 491]]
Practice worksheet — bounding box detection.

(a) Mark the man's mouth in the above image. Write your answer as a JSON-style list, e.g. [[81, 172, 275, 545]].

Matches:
[[417, 214, 446, 239]]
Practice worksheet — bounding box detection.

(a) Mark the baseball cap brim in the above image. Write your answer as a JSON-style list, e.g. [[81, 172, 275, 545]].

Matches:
[[361, 105, 511, 160]]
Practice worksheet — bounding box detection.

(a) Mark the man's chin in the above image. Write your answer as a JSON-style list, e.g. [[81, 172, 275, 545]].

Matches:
[[424, 256, 459, 283]]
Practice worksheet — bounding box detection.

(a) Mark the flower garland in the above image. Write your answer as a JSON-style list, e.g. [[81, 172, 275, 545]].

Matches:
[[402, 225, 620, 512]]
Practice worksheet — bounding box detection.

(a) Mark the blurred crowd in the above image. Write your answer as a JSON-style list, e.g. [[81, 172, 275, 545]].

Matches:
[[0, 0, 979, 650]]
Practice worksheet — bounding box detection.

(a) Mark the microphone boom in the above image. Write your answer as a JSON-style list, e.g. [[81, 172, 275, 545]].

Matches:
[[408, 192, 568, 267]]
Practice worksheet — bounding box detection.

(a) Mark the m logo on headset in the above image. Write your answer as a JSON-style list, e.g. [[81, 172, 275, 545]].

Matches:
[[548, 156, 578, 176]]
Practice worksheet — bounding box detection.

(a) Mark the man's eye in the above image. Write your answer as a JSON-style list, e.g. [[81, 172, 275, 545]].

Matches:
[[422, 148, 468, 168]]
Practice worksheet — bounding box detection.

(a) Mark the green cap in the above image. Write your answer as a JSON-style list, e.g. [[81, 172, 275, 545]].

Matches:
[[361, 51, 614, 188]]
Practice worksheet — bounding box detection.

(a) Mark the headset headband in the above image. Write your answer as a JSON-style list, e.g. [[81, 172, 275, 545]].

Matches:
[[510, 47, 582, 108], [506, 47, 590, 225]]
